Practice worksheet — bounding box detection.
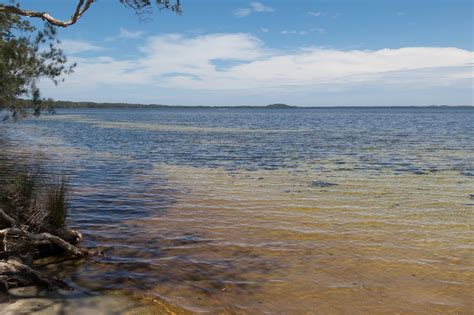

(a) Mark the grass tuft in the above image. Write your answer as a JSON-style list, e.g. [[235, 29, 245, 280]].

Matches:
[[45, 177, 69, 228], [0, 164, 70, 231], [0, 167, 40, 224]]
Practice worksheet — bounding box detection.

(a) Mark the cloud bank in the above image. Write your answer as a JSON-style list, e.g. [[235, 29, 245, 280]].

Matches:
[[60, 39, 103, 54], [43, 33, 473, 105]]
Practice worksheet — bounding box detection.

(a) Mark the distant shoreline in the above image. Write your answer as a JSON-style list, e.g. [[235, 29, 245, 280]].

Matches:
[[40, 100, 473, 110]]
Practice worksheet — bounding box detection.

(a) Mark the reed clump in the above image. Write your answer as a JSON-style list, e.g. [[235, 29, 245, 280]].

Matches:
[[0, 167, 70, 231], [0, 163, 88, 293], [45, 177, 69, 229]]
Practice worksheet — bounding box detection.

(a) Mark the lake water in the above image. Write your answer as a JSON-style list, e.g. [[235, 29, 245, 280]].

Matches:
[[1, 107, 473, 314]]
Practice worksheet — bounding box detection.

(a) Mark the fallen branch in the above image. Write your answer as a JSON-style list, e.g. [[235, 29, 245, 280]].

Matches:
[[0, 227, 87, 258], [0, 258, 70, 292], [34, 232, 86, 257], [0, 226, 88, 293]]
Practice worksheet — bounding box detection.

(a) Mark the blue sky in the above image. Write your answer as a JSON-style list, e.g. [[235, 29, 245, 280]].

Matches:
[[18, 0, 474, 106]]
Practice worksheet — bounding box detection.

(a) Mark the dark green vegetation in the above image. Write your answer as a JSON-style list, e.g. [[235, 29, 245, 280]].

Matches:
[[0, 8, 74, 120], [0, 0, 181, 119]]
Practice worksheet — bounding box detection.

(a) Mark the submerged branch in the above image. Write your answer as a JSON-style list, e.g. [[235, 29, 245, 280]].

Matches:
[[0, 258, 70, 292], [0, 226, 87, 292]]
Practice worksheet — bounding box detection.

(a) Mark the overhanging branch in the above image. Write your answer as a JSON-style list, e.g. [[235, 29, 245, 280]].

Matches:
[[0, 0, 95, 27]]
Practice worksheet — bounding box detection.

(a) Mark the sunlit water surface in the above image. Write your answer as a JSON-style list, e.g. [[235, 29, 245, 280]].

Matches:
[[0, 108, 473, 314]]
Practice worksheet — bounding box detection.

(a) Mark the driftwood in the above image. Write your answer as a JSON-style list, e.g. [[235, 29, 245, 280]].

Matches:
[[0, 258, 70, 292], [0, 227, 87, 257], [0, 210, 88, 293]]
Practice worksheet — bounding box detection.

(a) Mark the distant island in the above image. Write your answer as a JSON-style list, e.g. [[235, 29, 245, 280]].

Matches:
[[42, 100, 297, 109], [14, 99, 473, 110]]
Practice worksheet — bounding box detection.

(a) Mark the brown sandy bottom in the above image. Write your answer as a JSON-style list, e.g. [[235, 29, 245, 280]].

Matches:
[[1, 158, 473, 314], [1, 121, 473, 314], [90, 162, 472, 314]]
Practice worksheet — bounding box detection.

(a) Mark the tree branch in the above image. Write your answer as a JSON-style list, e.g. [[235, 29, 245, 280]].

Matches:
[[0, 228, 87, 257], [0, 258, 70, 291], [0, 0, 95, 28]]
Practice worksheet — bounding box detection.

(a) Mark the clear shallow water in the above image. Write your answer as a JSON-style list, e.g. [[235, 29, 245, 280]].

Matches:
[[0, 108, 473, 314]]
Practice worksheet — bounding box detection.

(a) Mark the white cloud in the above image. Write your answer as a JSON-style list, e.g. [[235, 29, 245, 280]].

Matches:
[[43, 33, 473, 105], [105, 28, 145, 41], [250, 2, 274, 13], [260, 28, 269, 33], [281, 30, 307, 35], [60, 40, 103, 54], [308, 11, 327, 17], [234, 2, 274, 18], [118, 28, 144, 39], [234, 8, 252, 18], [281, 28, 325, 36]]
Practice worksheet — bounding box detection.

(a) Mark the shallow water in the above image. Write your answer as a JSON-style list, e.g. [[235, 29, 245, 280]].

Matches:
[[1, 108, 473, 314]]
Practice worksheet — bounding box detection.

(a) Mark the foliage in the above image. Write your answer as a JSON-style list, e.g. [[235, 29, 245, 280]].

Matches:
[[120, 0, 182, 14], [0, 0, 181, 119], [0, 7, 75, 119]]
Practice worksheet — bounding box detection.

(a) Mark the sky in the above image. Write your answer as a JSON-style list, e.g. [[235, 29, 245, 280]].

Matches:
[[16, 0, 474, 106]]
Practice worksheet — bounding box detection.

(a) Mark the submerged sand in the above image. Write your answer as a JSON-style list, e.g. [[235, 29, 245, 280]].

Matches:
[[1, 109, 473, 314]]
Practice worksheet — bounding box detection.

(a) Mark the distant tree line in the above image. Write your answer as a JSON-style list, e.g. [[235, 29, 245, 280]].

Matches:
[[31, 100, 295, 109]]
